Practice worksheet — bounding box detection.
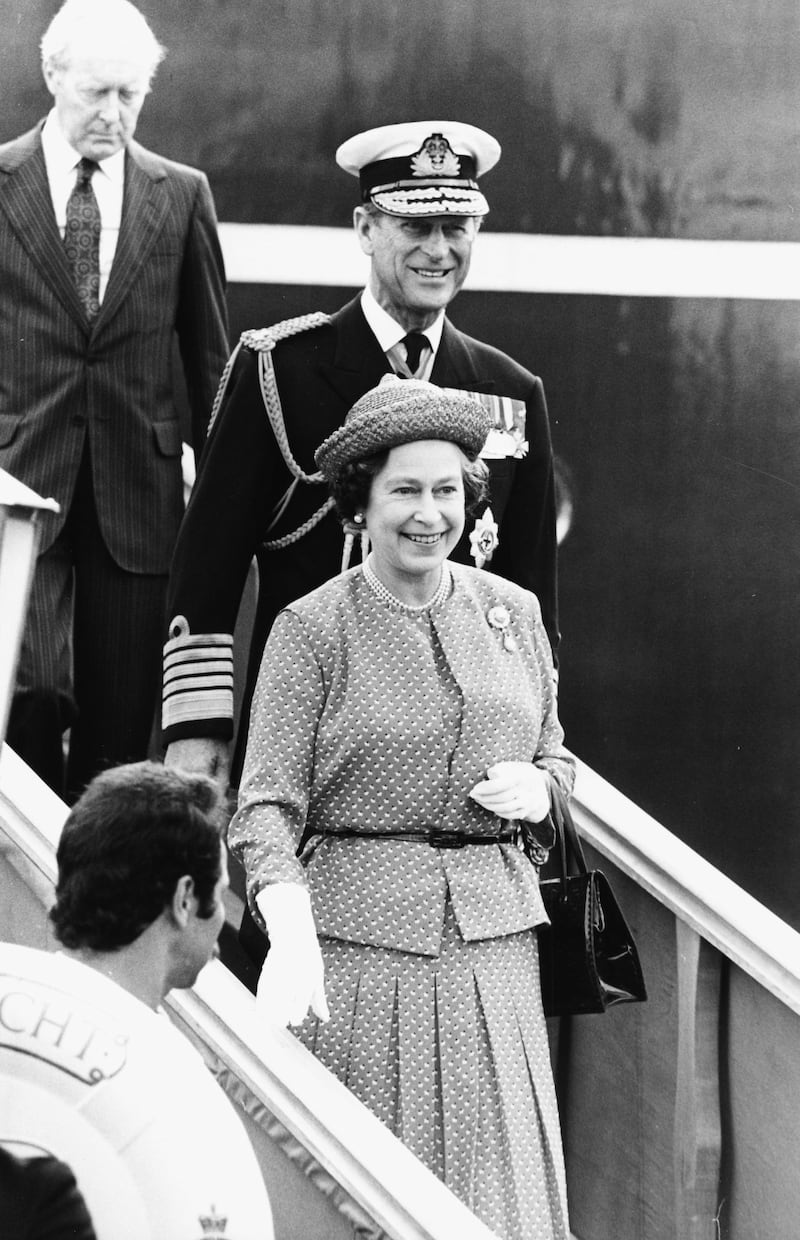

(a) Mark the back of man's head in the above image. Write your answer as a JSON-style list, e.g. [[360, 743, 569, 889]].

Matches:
[[51, 762, 223, 952]]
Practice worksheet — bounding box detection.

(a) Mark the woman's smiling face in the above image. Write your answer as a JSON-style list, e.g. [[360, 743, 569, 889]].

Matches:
[[363, 439, 467, 600]]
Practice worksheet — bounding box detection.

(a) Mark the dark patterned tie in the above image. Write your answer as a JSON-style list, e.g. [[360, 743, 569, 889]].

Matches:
[[401, 331, 428, 377], [64, 157, 101, 319]]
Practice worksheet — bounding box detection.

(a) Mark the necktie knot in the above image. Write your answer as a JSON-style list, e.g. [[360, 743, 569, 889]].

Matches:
[[401, 331, 428, 377], [76, 157, 99, 189]]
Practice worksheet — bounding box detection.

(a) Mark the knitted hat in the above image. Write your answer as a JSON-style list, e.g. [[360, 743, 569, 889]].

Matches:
[[315, 375, 492, 484]]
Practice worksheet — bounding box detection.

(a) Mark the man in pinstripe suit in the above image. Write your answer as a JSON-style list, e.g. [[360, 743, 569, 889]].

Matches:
[[0, 0, 228, 800]]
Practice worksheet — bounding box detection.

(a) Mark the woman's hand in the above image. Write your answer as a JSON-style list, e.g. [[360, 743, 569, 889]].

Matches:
[[469, 761, 552, 823], [255, 883, 330, 1028]]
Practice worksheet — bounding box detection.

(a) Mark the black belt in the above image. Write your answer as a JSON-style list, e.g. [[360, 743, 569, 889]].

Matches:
[[312, 828, 519, 850]]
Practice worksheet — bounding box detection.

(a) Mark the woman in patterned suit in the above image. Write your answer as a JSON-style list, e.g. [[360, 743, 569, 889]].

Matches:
[[229, 375, 572, 1240]]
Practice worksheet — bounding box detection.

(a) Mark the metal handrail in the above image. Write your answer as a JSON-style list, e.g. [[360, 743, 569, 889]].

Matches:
[[571, 757, 800, 1015]]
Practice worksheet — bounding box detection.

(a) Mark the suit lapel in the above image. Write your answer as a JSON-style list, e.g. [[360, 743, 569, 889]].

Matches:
[[95, 143, 169, 330], [316, 301, 499, 407], [432, 320, 497, 393], [317, 297, 393, 407], [0, 127, 88, 328]]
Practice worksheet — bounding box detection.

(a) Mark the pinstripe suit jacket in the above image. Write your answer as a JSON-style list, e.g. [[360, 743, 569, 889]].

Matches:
[[0, 124, 228, 572]]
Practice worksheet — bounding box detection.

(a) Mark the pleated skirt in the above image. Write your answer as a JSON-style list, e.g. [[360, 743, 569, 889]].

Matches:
[[296, 905, 569, 1240]]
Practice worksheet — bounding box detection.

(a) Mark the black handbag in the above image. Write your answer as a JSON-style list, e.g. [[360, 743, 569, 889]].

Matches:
[[532, 784, 647, 1017]]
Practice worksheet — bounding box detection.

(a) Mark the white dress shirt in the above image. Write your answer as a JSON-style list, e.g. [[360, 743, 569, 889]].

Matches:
[[360, 286, 444, 380], [41, 110, 125, 302]]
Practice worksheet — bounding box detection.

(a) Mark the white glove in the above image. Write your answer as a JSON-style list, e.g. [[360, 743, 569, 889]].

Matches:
[[255, 883, 330, 1028], [469, 761, 552, 824]]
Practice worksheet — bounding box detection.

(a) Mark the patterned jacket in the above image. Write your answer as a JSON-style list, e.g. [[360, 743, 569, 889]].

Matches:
[[229, 564, 574, 955]]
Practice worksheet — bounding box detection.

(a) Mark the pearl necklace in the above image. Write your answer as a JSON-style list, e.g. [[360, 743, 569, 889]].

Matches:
[[362, 557, 451, 613]]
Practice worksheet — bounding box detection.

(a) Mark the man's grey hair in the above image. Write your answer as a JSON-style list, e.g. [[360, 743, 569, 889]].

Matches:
[[41, 0, 166, 79]]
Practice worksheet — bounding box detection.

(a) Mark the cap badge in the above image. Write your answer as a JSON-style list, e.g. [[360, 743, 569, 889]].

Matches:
[[410, 134, 461, 178]]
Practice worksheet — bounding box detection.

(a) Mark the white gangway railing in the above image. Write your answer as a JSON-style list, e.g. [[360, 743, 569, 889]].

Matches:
[[560, 764, 800, 1240]]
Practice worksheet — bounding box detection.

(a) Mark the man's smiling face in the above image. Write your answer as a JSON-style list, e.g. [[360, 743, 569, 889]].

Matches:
[[355, 209, 478, 332]]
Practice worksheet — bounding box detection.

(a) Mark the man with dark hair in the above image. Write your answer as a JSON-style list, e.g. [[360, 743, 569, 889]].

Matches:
[[51, 761, 228, 1009], [25, 762, 273, 1236]]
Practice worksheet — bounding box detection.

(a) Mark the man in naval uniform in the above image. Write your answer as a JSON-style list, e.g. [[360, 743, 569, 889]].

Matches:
[[162, 120, 559, 793]]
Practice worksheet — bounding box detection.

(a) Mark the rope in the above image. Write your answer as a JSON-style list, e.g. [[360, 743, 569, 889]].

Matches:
[[251, 313, 334, 549], [263, 495, 336, 551], [205, 313, 336, 551], [258, 349, 325, 486], [205, 340, 244, 438], [207, 311, 330, 441]]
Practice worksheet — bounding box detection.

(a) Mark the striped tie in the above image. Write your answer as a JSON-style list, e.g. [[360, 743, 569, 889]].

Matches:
[[64, 157, 101, 319]]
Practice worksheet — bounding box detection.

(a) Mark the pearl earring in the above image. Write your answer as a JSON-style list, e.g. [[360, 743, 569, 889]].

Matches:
[[354, 512, 365, 525]]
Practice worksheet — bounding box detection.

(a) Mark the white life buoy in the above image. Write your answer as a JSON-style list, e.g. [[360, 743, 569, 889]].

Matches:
[[0, 943, 273, 1240]]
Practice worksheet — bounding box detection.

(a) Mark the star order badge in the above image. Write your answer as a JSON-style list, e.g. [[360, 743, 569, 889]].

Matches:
[[469, 507, 499, 568], [410, 134, 462, 177]]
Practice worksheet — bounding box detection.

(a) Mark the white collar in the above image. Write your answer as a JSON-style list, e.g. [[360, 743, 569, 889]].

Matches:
[[41, 109, 126, 188], [360, 285, 445, 355]]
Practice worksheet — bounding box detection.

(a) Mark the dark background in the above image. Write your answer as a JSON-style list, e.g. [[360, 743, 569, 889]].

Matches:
[[2, 0, 798, 926]]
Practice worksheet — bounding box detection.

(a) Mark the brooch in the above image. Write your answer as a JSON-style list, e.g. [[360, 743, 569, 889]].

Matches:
[[469, 507, 499, 568], [487, 604, 518, 651]]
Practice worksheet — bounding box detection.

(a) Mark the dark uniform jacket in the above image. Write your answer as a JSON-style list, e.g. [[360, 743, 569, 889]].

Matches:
[[163, 295, 558, 759]]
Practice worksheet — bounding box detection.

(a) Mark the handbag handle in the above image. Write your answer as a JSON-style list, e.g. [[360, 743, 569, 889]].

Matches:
[[548, 782, 588, 886]]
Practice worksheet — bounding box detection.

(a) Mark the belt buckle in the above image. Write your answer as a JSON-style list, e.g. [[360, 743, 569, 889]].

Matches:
[[428, 830, 466, 849]]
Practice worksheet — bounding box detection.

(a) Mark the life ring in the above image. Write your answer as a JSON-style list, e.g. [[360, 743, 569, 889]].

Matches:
[[0, 943, 273, 1240]]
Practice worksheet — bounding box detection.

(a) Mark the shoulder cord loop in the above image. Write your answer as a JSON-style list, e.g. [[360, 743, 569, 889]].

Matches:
[[204, 313, 337, 551], [254, 315, 334, 549]]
